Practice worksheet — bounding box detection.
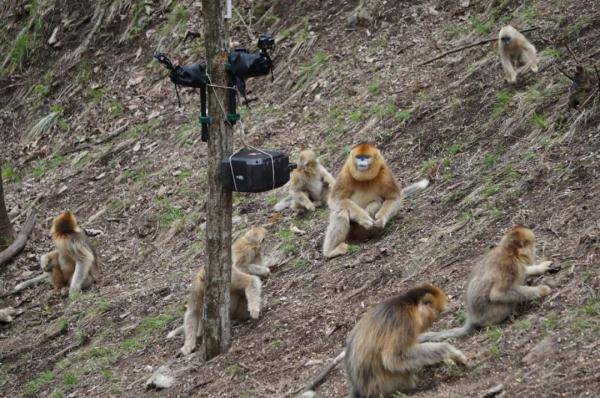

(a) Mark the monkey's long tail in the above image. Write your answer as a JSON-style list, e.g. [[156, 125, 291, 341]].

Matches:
[[402, 179, 429, 198], [273, 195, 293, 211], [418, 320, 477, 342]]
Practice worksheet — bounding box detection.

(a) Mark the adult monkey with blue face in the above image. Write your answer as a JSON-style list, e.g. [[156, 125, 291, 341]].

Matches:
[[323, 143, 428, 258]]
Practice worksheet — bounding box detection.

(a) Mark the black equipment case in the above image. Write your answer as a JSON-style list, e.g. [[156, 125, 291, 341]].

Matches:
[[221, 148, 295, 193]]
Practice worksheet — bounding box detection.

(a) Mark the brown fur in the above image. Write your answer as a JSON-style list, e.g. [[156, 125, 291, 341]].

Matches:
[[420, 226, 553, 342], [274, 149, 335, 212], [323, 144, 402, 258], [173, 227, 269, 356], [345, 284, 467, 398], [498, 25, 538, 83], [41, 212, 99, 297]]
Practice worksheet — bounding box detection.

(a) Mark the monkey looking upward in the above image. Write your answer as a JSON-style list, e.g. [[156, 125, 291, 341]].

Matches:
[[273, 149, 335, 212], [420, 226, 553, 342], [345, 284, 468, 398], [498, 25, 538, 83], [323, 143, 428, 258]]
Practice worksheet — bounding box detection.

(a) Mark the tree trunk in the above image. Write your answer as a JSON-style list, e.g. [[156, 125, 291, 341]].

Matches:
[[0, 173, 15, 251], [200, 0, 233, 360]]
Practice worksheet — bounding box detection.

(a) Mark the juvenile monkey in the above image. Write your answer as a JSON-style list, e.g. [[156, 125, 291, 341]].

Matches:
[[41, 211, 100, 297], [498, 25, 539, 83], [420, 226, 553, 342], [323, 143, 428, 258], [168, 226, 269, 355], [345, 284, 468, 398], [232, 226, 270, 277], [274, 149, 335, 212]]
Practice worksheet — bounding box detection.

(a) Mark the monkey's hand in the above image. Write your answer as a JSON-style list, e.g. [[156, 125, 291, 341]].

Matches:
[[446, 345, 469, 368], [537, 285, 551, 297], [537, 261, 553, 273], [373, 217, 386, 229]]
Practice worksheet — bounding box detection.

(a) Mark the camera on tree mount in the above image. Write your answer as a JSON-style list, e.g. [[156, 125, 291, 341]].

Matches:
[[257, 33, 275, 52]]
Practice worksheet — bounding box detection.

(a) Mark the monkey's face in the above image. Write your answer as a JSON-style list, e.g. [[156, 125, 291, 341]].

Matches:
[[245, 227, 267, 244], [355, 155, 373, 172], [298, 150, 317, 168], [500, 35, 511, 45]]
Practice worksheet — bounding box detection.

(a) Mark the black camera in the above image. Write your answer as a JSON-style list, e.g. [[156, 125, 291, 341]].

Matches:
[[257, 33, 275, 52]]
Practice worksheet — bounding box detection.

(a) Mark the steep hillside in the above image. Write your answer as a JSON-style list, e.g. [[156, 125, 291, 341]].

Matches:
[[1, 0, 599, 397]]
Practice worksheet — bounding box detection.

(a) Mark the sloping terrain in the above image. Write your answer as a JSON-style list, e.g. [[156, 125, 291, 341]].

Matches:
[[1, 0, 599, 397]]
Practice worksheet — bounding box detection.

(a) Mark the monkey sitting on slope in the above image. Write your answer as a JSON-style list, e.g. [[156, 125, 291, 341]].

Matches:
[[345, 284, 468, 397], [273, 149, 335, 212], [323, 143, 428, 258], [420, 226, 554, 342], [40, 211, 100, 297], [167, 226, 270, 355], [498, 25, 538, 84]]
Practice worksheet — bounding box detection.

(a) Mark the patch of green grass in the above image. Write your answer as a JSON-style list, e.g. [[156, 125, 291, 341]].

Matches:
[[543, 313, 560, 330], [347, 244, 360, 254], [62, 372, 77, 387], [391, 392, 408, 398], [77, 61, 93, 83], [87, 86, 106, 102], [524, 151, 537, 161], [343, 146, 352, 157], [448, 143, 462, 155], [540, 48, 561, 60], [123, 168, 146, 182], [483, 184, 500, 197], [52, 390, 64, 398], [137, 314, 178, 337], [100, 369, 113, 381], [108, 99, 124, 118], [516, 319, 531, 331], [292, 258, 307, 269], [97, 298, 110, 313], [581, 297, 600, 316], [470, 16, 494, 35], [297, 52, 328, 87], [28, 110, 62, 138], [119, 338, 144, 352], [1, 164, 20, 182], [492, 90, 514, 117], [31, 155, 65, 178], [33, 83, 50, 97], [23, 371, 55, 397], [566, 16, 593, 38], [441, 23, 468, 39], [225, 364, 244, 377], [486, 326, 503, 343], [483, 154, 498, 168], [518, 5, 539, 20], [349, 109, 364, 122], [531, 112, 547, 129], [571, 318, 598, 332], [367, 80, 381, 95], [456, 311, 466, 324], [157, 205, 184, 228], [394, 108, 412, 123], [488, 207, 503, 218]]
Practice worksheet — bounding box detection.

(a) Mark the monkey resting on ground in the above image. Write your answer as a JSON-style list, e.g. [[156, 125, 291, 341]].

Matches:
[[420, 226, 554, 342], [498, 25, 538, 84], [167, 226, 269, 355], [40, 211, 100, 297], [274, 149, 335, 212], [323, 143, 429, 258], [345, 284, 468, 398]]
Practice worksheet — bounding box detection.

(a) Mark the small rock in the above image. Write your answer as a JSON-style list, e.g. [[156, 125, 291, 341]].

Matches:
[[48, 26, 59, 46], [297, 391, 318, 398], [133, 142, 141, 152], [346, 5, 373, 28], [482, 383, 504, 398], [95, 172, 106, 180], [304, 359, 324, 367], [146, 366, 175, 390], [522, 336, 556, 364]]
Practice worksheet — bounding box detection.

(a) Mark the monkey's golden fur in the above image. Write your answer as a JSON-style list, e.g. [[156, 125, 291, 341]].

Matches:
[[498, 25, 538, 83], [172, 227, 269, 356], [274, 149, 335, 212], [40, 211, 99, 297], [323, 143, 404, 258], [345, 284, 467, 397], [420, 226, 553, 342]]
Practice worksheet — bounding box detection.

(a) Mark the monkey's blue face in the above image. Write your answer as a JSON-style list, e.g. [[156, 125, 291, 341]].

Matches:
[[355, 155, 372, 172], [500, 35, 511, 44]]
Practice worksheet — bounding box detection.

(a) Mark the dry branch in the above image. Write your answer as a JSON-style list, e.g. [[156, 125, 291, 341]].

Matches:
[[302, 350, 346, 393], [0, 211, 36, 267], [418, 27, 539, 66]]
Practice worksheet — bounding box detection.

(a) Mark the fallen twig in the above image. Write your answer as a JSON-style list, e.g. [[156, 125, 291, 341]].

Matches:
[[0, 211, 36, 267], [300, 351, 346, 394], [418, 27, 539, 66], [0, 273, 48, 298]]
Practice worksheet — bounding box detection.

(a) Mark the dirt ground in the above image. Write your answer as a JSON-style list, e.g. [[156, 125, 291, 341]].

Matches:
[[1, 0, 599, 397]]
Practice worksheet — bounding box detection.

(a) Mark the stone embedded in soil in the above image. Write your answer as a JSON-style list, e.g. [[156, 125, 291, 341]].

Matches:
[[145, 366, 175, 390], [522, 336, 557, 364]]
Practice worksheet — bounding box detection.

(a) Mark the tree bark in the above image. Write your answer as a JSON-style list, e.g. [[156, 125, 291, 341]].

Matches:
[[200, 0, 233, 360], [0, 173, 15, 250], [0, 211, 36, 267]]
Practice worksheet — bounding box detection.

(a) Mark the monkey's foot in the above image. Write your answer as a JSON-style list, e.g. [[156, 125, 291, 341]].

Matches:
[[325, 243, 348, 259], [180, 345, 195, 356], [451, 350, 469, 367], [373, 218, 386, 229], [249, 306, 260, 319]]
